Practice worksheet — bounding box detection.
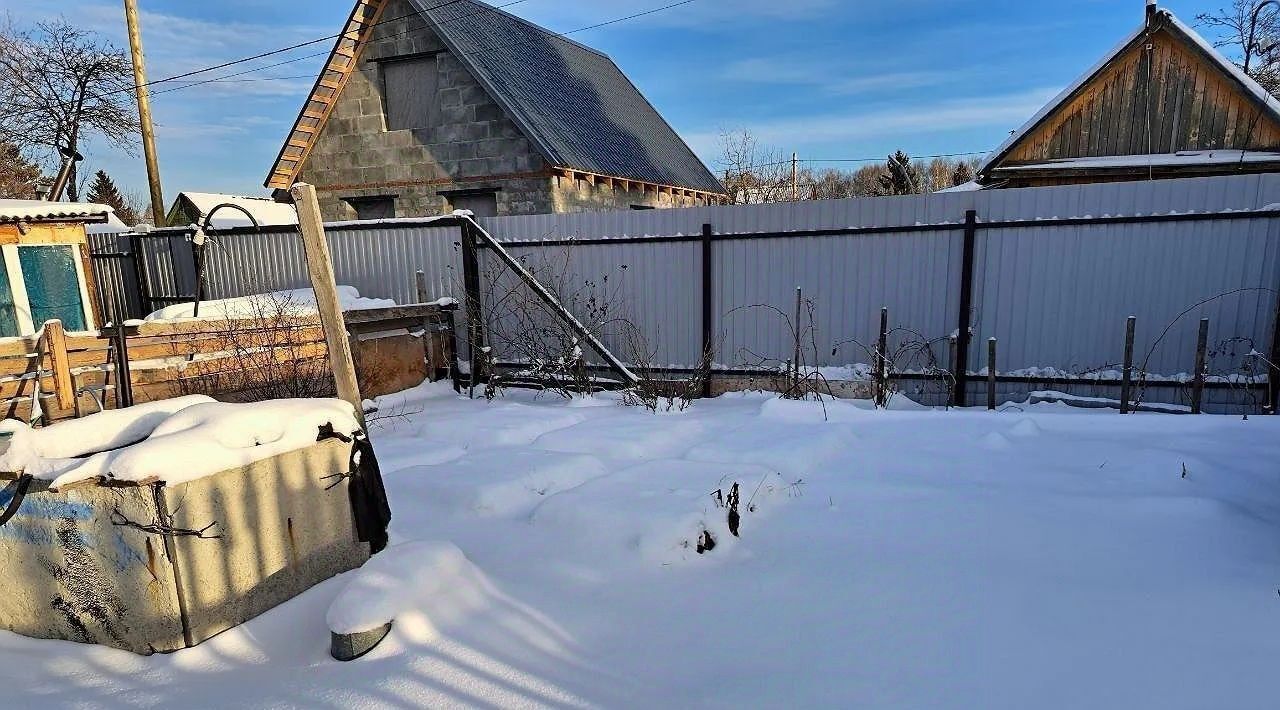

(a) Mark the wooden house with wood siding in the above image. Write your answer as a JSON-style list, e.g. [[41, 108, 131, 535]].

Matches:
[[973, 1, 1280, 189]]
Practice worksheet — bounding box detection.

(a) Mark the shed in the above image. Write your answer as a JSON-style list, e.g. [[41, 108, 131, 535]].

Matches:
[[0, 200, 109, 336], [165, 192, 300, 229], [976, 2, 1280, 188]]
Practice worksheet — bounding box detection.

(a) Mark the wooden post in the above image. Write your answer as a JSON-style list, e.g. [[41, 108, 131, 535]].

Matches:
[[415, 270, 429, 305], [953, 209, 978, 407], [459, 219, 484, 398], [44, 320, 74, 411], [987, 337, 998, 411], [875, 307, 889, 408], [700, 223, 714, 398], [1192, 318, 1209, 414], [1120, 316, 1136, 414], [123, 0, 166, 226], [291, 183, 364, 426]]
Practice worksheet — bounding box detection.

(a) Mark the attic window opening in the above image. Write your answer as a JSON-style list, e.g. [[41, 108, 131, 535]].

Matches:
[[344, 195, 397, 221], [381, 54, 439, 131]]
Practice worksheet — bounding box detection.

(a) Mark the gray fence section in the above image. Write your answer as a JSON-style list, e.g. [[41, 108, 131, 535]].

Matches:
[[199, 224, 463, 306], [90, 173, 1280, 411], [973, 217, 1280, 378]]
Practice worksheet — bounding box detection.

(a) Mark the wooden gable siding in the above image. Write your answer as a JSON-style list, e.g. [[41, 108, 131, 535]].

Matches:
[[1007, 27, 1280, 165]]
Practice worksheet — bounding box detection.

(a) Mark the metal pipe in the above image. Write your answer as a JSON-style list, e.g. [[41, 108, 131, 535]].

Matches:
[[192, 204, 260, 318], [1246, 1, 1279, 73], [47, 147, 83, 202]]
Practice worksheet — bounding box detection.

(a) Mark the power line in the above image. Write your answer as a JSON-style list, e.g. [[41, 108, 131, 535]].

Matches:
[[144, 0, 698, 101], [3, 0, 518, 119], [132, 0, 473, 93]]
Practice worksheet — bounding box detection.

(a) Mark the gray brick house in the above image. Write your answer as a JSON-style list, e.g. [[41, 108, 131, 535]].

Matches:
[[265, 0, 727, 221]]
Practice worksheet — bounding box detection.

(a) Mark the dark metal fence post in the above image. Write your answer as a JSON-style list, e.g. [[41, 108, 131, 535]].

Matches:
[[701, 223, 714, 398], [111, 294, 134, 409], [1269, 293, 1280, 414], [1121, 316, 1136, 414], [460, 219, 484, 398], [128, 234, 154, 317], [953, 209, 978, 407], [875, 307, 889, 408], [1192, 318, 1209, 414], [987, 337, 998, 411], [792, 287, 803, 393]]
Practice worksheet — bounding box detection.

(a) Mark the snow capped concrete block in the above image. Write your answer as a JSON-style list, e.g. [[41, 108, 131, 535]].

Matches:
[[0, 415, 371, 655]]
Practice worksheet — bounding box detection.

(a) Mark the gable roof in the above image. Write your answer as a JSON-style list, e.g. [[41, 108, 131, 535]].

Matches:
[[0, 200, 111, 225], [266, 0, 725, 196], [977, 7, 1280, 180]]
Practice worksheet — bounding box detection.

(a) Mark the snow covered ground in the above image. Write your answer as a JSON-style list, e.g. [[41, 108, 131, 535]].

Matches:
[[3, 384, 1280, 708]]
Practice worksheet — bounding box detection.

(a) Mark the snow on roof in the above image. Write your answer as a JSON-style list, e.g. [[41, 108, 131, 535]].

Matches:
[[178, 192, 299, 228], [976, 9, 1280, 178], [935, 180, 984, 193], [996, 150, 1280, 172], [0, 199, 112, 225], [86, 210, 132, 235]]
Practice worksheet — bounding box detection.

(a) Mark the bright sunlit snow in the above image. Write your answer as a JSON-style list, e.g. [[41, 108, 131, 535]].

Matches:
[[3, 383, 1279, 708]]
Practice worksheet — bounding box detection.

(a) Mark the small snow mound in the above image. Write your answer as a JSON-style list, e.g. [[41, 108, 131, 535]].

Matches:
[[979, 431, 1013, 451], [327, 541, 474, 636], [0, 395, 215, 480], [1007, 418, 1043, 438], [531, 459, 788, 566]]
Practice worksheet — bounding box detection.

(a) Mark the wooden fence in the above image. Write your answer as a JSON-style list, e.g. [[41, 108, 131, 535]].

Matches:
[[0, 303, 456, 423]]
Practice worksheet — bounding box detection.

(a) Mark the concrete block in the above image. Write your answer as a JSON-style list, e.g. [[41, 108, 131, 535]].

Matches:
[[0, 438, 369, 655]]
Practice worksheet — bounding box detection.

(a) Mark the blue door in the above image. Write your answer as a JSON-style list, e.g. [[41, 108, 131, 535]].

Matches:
[[19, 246, 86, 332], [0, 251, 18, 338]]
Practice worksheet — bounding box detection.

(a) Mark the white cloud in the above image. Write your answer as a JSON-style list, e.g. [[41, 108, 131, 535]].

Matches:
[[720, 56, 961, 96], [683, 87, 1061, 156], [515, 0, 840, 31]]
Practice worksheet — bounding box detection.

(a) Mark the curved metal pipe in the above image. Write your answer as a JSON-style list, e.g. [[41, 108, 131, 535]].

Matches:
[[191, 204, 262, 318]]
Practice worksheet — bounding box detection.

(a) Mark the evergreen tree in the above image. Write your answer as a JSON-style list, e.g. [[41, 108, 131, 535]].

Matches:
[[950, 161, 975, 187], [86, 170, 138, 225], [876, 151, 921, 196], [0, 141, 43, 199]]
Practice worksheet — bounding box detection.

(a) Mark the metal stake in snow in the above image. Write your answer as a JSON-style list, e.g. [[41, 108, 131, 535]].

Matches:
[[292, 183, 365, 427], [455, 213, 641, 387]]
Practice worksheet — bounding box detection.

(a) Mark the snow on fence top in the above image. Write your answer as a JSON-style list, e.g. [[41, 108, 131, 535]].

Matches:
[[143, 287, 396, 322], [0, 397, 359, 490]]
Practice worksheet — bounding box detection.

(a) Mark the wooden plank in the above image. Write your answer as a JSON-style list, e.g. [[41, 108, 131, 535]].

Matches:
[[44, 321, 74, 410], [292, 183, 364, 424]]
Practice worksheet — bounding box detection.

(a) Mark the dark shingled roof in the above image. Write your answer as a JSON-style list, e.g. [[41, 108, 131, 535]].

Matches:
[[409, 0, 725, 195]]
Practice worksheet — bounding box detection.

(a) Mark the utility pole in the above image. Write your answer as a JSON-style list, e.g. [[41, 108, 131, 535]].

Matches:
[[123, 0, 166, 226], [791, 152, 799, 201]]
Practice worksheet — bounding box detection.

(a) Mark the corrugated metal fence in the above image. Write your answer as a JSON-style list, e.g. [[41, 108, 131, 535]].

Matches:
[[91, 174, 1280, 412]]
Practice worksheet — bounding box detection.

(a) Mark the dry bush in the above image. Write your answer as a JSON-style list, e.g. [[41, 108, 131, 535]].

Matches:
[[474, 243, 639, 399], [173, 291, 334, 402]]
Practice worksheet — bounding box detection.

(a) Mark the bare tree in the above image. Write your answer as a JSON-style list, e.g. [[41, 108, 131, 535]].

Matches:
[[718, 129, 795, 204], [0, 17, 140, 200], [1197, 1, 1280, 96]]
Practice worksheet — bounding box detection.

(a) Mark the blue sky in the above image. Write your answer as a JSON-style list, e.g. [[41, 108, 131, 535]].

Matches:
[[0, 0, 1238, 199]]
